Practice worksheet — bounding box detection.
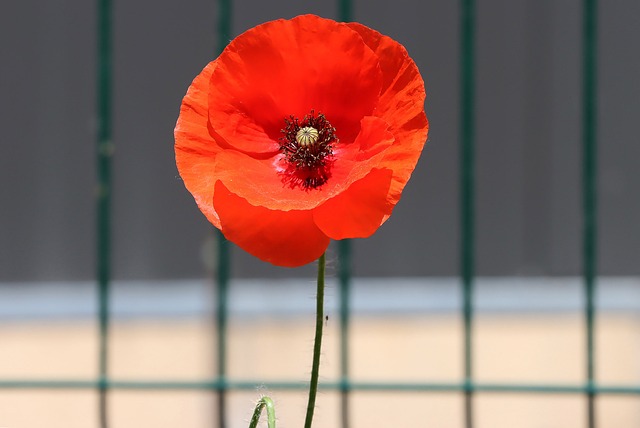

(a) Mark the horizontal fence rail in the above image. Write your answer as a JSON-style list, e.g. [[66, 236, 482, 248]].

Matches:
[[2, 380, 640, 395]]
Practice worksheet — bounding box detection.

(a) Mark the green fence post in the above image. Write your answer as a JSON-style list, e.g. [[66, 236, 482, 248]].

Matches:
[[460, 0, 476, 427], [582, 0, 598, 426], [337, 3, 354, 428], [337, 4, 354, 428], [216, 231, 230, 428], [215, 1, 232, 427], [338, 239, 352, 428], [96, 0, 113, 426]]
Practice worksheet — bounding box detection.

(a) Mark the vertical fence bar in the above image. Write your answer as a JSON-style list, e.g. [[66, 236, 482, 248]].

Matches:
[[338, 240, 352, 428], [582, 0, 598, 426], [337, 3, 353, 427], [215, 2, 232, 427], [96, 0, 113, 426], [216, 233, 230, 428], [459, 0, 476, 427], [339, 0, 353, 24]]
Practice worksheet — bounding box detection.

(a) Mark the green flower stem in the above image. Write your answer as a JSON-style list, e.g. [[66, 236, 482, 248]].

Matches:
[[249, 396, 276, 428], [304, 253, 326, 428]]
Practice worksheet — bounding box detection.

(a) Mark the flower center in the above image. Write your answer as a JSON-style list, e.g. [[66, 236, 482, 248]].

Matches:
[[279, 111, 338, 190]]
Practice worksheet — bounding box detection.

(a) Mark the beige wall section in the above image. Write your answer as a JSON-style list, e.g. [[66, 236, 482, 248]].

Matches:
[[1, 315, 640, 427]]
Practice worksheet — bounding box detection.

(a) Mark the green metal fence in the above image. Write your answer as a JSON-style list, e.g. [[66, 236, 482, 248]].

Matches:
[[5, 0, 635, 427]]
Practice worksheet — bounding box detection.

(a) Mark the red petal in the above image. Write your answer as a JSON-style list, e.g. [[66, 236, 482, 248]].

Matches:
[[313, 168, 394, 239], [353, 116, 395, 160], [214, 182, 330, 267], [208, 15, 383, 154], [213, 116, 394, 211], [348, 22, 429, 206], [175, 61, 223, 228]]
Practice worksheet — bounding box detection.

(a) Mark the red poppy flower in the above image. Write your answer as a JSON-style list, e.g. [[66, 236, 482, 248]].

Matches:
[[175, 14, 428, 267]]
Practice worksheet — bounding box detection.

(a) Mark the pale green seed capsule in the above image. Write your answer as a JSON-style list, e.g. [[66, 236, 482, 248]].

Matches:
[[295, 126, 319, 147]]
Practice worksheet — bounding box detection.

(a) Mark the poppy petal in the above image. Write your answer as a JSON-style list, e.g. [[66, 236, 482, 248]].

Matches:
[[213, 116, 394, 211], [175, 60, 223, 228], [348, 22, 429, 206], [208, 15, 383, 154], [379, 113, 429, 208], [313, 168, 394, 240], [352, 116, 395, 161], [214, 182, 330, 267]]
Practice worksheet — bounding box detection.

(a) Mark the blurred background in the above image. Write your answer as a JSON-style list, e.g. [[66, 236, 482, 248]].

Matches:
[[1, 0, 639, 427]]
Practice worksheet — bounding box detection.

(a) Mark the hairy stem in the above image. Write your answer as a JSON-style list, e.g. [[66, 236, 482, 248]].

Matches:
[[303, 253, 326, 428], [248, 396, 276, 428]]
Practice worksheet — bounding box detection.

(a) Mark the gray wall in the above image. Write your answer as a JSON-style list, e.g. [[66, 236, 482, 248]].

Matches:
[[1, 0, 638, 281]]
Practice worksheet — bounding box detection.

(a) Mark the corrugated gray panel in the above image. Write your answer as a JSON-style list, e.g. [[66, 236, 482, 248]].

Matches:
[[1, 0, 639, 280]]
